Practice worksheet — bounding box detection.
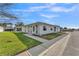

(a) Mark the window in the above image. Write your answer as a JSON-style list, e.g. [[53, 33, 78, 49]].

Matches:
[[17, 28, 22, 31], [33, 26, 35, 32], [54, 27, 56, 31], [50, 28, 53, 31], [43, 26, 47, 31]]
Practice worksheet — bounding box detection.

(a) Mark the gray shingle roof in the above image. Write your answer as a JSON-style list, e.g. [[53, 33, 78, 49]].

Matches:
[[27, 22, 60, 27]]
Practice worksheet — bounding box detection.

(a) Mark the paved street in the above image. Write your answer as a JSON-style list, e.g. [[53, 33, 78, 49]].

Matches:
[[63, 31, 79, 56]]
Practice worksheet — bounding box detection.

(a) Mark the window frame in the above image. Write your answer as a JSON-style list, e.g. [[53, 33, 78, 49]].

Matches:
[[43, 26, 47, 31]]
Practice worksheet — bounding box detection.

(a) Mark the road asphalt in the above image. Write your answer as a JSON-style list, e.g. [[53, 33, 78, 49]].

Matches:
[[63, 31, 79, 56]]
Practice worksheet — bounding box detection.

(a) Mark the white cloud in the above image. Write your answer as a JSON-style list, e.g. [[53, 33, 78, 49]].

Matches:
[[47, 3, 56, 6], [27, 3, 76, 13], [50, 6, 76, 13], [67, 26, 79, 29], [40, 14, 58, 19], [18, 3, 56, 12], [27, 4, 76, 13], [27, 6, 47, 12], [10, 5, 48, 12], [10, 3, 78, 13]]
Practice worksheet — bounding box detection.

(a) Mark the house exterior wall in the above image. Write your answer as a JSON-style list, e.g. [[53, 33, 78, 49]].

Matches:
[[27, 25, 40, 35], [32, 24, 40, 35], [27, 25, 32, 34], [15, 26, 22, 32], [4, 24, 14, 31], [15, 26, 26, 32], [0, 26, 4, 32], [39, 24, 56, 36], [55, 27, 61, 32], [39, 25, 60, 36], [25, 26, 29, 33], [5, 24, 13, 29], [22, 26, 26, 32], [26, 24, 60, 36]]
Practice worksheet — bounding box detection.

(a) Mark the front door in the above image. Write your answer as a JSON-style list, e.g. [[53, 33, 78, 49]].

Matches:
[[28, 26, 32, 34], [36, 25, 38, 35]]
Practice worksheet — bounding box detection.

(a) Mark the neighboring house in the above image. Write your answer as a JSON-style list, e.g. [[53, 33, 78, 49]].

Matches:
[[0, 23, 13, 32], [15, 25, 26, 32], [0, 26, 4, 32], [15, 26, 22, 32], [23, 22, 61, 36], [4, 23, 14, 31], [15, 22, 25, 32]]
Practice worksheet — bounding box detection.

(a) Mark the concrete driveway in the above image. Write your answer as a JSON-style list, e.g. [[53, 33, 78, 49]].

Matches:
[[63, 31, 79, 56]]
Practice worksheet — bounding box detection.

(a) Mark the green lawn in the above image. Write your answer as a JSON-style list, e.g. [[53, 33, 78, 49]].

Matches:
[[14, 32, 41, 49], [0, 32, 41, 56], [40, 32, 64, 40]]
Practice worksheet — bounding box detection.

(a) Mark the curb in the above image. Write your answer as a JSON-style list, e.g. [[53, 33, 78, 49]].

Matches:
[[26, 51, 32, 56], [39, 33, 71, 56]]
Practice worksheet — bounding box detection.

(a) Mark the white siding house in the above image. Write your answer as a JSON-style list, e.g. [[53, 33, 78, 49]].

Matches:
[[4, 24, 14, 31], [0, 26, 4, 32], [15, 25, 27, 33], [0, 23, 14, 32], [15, 26, 22, 32], [24, 22, 61, 36]]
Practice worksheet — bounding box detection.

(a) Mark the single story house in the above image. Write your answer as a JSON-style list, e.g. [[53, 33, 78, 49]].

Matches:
[[0, 23, 14, 32], [15, 25, 26, 32], [22, 22, 61, 36], [4, 23, 14, 31]]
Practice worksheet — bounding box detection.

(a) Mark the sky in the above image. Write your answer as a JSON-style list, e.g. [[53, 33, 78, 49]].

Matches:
[[1, 3, 79, 28]]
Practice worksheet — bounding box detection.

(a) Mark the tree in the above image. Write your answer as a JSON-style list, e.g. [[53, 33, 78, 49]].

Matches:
[[15, 22, 24, 26], [64, 27, 67, 30]]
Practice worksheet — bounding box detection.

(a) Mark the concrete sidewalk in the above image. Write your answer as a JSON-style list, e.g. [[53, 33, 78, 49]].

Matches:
[[24, 34, 48, 43], [16, 51, 30, 56], [17, 33, 67, 56], [28, 34, 67, 56]]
